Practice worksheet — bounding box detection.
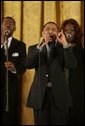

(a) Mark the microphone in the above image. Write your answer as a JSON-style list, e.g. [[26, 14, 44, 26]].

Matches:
[[39, 38, 45, 47], [5, 30, 10, 36], [66, 33, 72, 40], [66, 33, 72, 43], [49, 35, 56, 41]]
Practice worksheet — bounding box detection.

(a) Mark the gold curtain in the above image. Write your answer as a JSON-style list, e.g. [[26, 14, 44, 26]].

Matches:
[[1, 1, 84, 125]]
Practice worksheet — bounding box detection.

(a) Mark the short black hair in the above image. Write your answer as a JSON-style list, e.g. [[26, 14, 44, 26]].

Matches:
[[42, 21, 59, 31], [2, 16, 16, 25]]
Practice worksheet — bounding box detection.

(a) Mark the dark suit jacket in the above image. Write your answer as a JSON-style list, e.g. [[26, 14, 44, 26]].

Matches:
[[26, 42, 77, 110], [1, 37, 26, 111]]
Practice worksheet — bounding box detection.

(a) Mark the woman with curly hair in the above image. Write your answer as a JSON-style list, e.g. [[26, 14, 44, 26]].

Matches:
[[61, 18, 84, 125]]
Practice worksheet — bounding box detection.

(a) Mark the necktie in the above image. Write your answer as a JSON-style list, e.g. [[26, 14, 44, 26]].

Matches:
[[46, 44, 51, 58]]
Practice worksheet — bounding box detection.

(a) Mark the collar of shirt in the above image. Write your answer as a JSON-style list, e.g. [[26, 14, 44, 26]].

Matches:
[[1, 36, 12, 49]]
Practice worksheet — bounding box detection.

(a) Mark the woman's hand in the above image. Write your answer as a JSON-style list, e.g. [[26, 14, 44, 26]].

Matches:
[[57, 30, 69, 46]]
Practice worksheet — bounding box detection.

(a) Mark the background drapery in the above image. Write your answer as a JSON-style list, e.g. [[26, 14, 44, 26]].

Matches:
[[1, 1, 84, 125]]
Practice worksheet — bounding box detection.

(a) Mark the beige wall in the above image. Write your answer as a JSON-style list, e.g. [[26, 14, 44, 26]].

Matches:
[[1, 1, 84, 125]]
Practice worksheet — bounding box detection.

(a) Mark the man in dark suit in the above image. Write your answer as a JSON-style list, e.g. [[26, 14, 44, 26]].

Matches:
[[26, 22, 77, 125], [1, 16, 26, 125]]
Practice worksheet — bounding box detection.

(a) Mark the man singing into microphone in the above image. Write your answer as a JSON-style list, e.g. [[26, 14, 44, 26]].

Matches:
[[1, 16, 26, 125], [26, 22, 77, 125]]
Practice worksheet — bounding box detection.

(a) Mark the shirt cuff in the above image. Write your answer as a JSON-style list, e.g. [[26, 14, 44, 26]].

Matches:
[[36, 45, 43, 52], [10, 67, 17, 74], [63, 43, 71, 48]]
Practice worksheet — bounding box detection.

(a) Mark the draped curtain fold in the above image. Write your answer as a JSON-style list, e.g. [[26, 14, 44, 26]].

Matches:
[[1, 1, 84, 125]]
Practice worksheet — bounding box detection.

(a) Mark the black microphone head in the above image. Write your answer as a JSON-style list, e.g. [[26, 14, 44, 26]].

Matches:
[[49, 35, 56, 41]]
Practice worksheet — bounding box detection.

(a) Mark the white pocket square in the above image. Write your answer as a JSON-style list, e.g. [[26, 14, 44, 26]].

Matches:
[[12, 52, 19, 57]]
